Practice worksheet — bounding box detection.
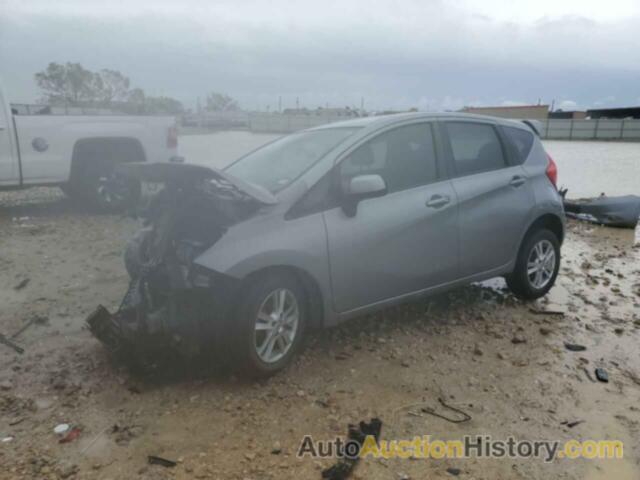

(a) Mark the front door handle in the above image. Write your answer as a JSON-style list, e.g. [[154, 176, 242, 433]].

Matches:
[[510, 175, 526, 187], [426, 194, 450, 209]]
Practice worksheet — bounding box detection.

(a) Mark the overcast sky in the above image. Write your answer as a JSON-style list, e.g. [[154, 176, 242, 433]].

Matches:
[[1, 0, 639, 111]]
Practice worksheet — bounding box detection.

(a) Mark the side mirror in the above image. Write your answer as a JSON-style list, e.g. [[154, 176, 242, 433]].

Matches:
[[342, 174, 387, 216]]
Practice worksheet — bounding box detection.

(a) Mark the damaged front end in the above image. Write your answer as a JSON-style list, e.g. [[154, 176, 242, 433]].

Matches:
[[86, 162, 277, 358]]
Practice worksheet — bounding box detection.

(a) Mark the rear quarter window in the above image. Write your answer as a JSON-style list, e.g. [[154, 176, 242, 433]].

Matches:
[[444, 122, 506, 177], [503, 126, 534, 165]]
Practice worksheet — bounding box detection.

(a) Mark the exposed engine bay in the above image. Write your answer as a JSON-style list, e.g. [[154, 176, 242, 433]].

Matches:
[[87, 162, 274, 358]]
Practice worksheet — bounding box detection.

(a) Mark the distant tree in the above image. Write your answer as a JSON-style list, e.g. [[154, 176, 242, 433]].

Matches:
[[143, 96, 184, 114], [94, 69, 131, 104], [35, 62, 96, 105], [35, 62, 182, 114], [205, 92, 239, 112]]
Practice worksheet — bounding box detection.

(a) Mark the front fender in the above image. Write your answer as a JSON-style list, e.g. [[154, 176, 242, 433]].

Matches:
[[192, 211, 334, 320]]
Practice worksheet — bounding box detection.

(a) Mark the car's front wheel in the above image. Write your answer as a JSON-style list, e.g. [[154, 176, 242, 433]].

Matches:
[[234, 272, 307, 377], [506, 229, 560, 300]]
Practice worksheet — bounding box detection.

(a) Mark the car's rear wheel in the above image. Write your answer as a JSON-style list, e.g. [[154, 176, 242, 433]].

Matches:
[[506, 229, 560, 300], [233, 272, 307, 377]]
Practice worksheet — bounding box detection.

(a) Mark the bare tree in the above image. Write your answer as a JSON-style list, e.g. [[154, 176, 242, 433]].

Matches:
[[205, 92, 239, 111]]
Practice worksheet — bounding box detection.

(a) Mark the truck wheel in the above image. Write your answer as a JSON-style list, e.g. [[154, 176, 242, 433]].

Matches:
[[506, 229, 560, 300], [82, 163, 140, 213], [232, 272, 307, 377]]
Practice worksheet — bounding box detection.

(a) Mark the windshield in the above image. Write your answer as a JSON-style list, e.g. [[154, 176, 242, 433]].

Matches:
[[226, 127, 359, 193]]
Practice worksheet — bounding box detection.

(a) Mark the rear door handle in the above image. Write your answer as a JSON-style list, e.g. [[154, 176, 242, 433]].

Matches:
[[510, 175, 526, 187], [426, 194, 450, 209]]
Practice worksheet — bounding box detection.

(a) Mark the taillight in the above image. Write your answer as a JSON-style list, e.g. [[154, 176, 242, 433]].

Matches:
[[167, 125, 178, 149], [546, 154, 558, 188]]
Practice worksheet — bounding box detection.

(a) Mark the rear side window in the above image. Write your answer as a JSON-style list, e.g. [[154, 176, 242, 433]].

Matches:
[[503, 126, 534, 165], [444, 122, 506, 177]]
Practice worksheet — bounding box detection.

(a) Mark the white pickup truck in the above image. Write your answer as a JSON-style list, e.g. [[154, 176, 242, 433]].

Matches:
[[0, 84, 179, 211]]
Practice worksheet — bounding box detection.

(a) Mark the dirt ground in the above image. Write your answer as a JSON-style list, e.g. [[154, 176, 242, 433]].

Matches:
[[1, 187, 639, 480]]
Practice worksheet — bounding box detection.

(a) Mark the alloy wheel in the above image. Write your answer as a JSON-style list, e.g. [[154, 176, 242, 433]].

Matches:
[[527, 239, 556, 289], [254, 288, 299, 364]]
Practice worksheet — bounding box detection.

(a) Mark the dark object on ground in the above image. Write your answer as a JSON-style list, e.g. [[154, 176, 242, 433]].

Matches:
[[560, 190, 640, 229], [511, 335, 527, 344], [86, 305, 124, 353], [321, 418, 382, 480], [446, 467, 462, 476], [0, 333, 24, 354], [13, 278, 29, 290], [529, 308, 564, 316], [561, 420, 585, 428], [11, 315, 48, 340], [147, 456, 177, 468], [595, 367, 609, 383], [59, 427, 81, 444], [421, 397, 472, 424], [564, 342, 587, 352]]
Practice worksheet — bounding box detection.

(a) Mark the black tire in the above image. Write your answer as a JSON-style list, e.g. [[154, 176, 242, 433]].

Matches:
[[77, 162, 141, 213], [231, 272, 308, 377], [506, 228, 561, 300]]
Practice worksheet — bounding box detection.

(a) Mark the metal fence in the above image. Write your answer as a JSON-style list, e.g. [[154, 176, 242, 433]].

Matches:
[[248, 113, 355, 133], [248, 114, 640, 140], [540, 119, 640, 140]]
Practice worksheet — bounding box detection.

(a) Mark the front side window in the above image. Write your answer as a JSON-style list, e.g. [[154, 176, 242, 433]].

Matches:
[[444, 122, 506, 176], [339, 123, 438, 193], [226, 127, 359, 193]]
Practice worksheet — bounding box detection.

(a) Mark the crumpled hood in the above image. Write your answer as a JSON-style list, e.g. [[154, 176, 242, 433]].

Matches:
[[117, 162, 278, 205]]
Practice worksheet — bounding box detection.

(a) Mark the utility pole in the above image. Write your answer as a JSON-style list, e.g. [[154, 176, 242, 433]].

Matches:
[[296, 96, 300, 111]]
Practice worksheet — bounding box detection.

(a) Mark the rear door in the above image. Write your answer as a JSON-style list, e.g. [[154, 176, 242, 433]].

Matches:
[[441, 120, 534, 277], [323, 122, 459, 313], [0, 97, 18, 185]]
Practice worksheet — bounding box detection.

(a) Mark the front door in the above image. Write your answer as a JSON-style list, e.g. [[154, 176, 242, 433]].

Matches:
[[323, 122, 459, 313]]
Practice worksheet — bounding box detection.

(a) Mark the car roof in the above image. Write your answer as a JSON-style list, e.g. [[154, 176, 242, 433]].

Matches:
[[309, 111, 533, 132]]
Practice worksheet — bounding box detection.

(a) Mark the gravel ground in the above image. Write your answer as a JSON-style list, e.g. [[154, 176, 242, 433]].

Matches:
[[1, 164, 639, 479]]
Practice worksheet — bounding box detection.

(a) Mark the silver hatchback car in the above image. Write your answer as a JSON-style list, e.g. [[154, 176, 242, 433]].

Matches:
[[89, 113, 564, 375]]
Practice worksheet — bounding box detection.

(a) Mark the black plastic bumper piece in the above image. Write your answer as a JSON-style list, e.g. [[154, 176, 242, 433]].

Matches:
[[86, 305, 127, 353]]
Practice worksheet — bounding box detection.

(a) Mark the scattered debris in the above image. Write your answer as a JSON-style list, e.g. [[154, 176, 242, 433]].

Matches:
[[13, 278, 30, 290], [321, 418, 382, 480], [2, 436, 14, 443], [271, 441, 282, 455], [446, 467, 462, 476], [54, 424, 70, 436], [562, 193, 640, 229], [148, 455, 178, 468], [529, 308, 564, 316], [421, 398, 472, 424], [59, 427, 81, 444], [0, 333, 24, 354], [561, 420, 585, 428], [11, 315, 49, 340], [595, 368, 609, 383], [564, 342, 587, 352]]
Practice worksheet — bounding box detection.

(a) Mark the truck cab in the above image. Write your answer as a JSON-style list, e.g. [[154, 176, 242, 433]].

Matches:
[[0, 82, 179, 210]]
